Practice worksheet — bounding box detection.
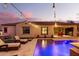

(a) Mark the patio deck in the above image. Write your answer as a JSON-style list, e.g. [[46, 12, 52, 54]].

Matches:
[[0, 39, 37, 56]]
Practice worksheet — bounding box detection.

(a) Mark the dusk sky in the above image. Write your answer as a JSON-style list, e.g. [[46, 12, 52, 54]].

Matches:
[[0, 3, 79, 21]]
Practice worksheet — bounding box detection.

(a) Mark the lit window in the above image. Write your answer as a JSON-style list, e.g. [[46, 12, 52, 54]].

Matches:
[[54, 27, 64, 36], [41, 27, 48, 35]]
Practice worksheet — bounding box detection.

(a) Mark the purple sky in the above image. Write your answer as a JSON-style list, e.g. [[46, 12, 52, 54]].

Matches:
[[0, 3, 79, 22]]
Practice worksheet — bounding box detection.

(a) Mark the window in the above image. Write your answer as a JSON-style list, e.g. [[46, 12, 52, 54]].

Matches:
[[65, 27, 73, 36], [4, 27, 7, 33], [23, 27, 30, 34], [54, 27, 64, 36], [41, 27, 48, 35]]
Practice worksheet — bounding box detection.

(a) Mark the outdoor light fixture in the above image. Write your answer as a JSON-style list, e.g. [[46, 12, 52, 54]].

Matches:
[[28, 22, 39, 28], [54, 22, 58, 27]]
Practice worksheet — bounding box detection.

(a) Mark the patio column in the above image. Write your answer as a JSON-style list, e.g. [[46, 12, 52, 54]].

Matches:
[[73, 25, 77, 37]]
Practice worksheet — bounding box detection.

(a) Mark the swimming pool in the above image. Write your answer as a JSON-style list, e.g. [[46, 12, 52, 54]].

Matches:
[[33, 40, 74, 56]]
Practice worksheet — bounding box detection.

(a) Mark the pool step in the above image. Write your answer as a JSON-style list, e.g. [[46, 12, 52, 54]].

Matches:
[[70, 47, 79, 56]]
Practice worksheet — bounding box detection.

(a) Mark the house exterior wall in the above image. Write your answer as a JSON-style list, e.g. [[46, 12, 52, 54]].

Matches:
[[16, 22, 78, 38], [1, 22, 78, 38], [16, 22, 55, 37], [16, 22, 39, 37], [2, 26, 16, 36]]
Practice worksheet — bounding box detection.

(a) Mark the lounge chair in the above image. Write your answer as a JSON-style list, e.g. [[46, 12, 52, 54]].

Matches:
[[1, 35, 20, 43], [0, 39, 21, 51], [25, 37, 33, 41], [15, 36, 28, 44]]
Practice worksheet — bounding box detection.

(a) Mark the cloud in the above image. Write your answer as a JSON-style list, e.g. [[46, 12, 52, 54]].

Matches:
[[0, 11, 32, 19], [0, 12, 17, 19], [22, 11, 32, 18]]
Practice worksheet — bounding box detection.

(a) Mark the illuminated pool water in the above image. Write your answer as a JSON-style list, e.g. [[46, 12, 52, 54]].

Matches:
[[33, 40, 74, 56]]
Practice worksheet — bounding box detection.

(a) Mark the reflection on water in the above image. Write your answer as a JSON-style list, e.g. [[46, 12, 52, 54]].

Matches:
[[33, 40, 74, 56], [42, 40, 47, 48]]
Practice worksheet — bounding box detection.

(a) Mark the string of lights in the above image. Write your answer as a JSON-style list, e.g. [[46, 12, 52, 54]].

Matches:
[[53, 3, 58, 27], [10, 3, 28, 21], [2, 3, 28, 22]]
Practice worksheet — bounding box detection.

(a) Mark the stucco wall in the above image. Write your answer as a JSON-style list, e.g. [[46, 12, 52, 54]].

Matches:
[[2, 26, 16, 36], [16, 22, 40, 37], [16, 22, 55, 37], [16, 22, 78, 37]]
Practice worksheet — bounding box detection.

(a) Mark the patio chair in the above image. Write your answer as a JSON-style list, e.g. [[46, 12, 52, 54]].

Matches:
[[15, 36, 28, 44], [0, 39, 21, 51]]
